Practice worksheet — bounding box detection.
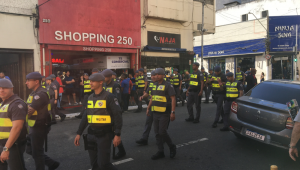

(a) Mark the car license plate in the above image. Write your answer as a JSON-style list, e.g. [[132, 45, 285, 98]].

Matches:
[[245, 129, 265, 141]]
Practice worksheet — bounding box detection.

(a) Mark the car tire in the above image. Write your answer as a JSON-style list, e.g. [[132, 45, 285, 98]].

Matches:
[[233, 132, 245, 139]]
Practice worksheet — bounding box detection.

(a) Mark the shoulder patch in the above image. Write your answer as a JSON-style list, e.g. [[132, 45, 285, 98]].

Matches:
[[240, 84, 243, 87], [18, 104, 23, 109], [170, 85, 173, 88], [114, 98, 119, 105], [34, 95, 40, 100], [53, 85, 56, 88], [116, 88, 120, 93], [200, 73, 203, 76]]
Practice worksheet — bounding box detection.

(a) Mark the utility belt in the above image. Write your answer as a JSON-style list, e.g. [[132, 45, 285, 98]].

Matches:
[[189, 89, 199, 92], [174, 85, 180, 88], [138, 87, 144, 90], [212, 90, 225, 95], [225, 98, 237, 102], [87, 126, 113, 137]]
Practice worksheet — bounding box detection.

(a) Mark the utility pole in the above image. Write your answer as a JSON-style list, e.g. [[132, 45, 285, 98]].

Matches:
[[295, 25, 298, 80], [201, 0, 205, 68]]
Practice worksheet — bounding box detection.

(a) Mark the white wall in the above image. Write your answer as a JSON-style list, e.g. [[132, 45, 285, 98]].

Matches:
[[216, 0, 300, 26], [0, 0, 40, 72]]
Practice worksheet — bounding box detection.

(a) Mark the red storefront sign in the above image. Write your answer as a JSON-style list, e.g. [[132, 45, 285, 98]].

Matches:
[[38, 0, 141, 48]]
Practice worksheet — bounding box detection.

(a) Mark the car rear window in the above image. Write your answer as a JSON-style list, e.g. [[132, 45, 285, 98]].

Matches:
[[245, 82, 300, 104]]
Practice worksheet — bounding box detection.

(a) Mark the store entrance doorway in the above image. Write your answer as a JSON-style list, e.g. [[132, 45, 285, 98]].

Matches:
[[272, 56, 292, 80]]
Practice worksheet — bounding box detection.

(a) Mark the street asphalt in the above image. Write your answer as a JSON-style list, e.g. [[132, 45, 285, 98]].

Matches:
[[24, 103, 300, 170]]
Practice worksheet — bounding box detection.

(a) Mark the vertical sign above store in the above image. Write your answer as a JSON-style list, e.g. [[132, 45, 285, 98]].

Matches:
[[269, 16, 300, 52], [147, 31, 181, 48]]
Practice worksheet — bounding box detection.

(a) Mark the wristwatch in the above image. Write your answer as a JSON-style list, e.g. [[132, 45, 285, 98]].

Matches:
[[3, 146, 8, 152], [289, 144, 297, 149], [171, 111, 175, 114], [115, 133, 121, 137]]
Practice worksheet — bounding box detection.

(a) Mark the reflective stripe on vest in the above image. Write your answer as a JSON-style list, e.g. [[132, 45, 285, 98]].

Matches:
[[42, 82, 46, 88], [84, 80, 92, 93], [86, 92, 112, 125], [226, 81, 239, 98], [103, 87, 113, 93], [0, 103, 12, 139], [138, 76, 145, 88], [190, 74, 198, 87], [236, 72, 243, 81], [149, 82, 153, 95], [173, 75, 179, 85], [151, 84, 167, 112], [170, 79, 174, 85], [212, 76, 221, 92], [203, 73, 207, 82]]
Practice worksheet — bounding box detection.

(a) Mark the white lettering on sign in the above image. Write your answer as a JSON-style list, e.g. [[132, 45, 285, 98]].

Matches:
[[54, 31, 133, 45], [83, 47, 112, 52], [278, 32, 292, 38], [275, 26, 294, 32], [208, 51, 224, 55]]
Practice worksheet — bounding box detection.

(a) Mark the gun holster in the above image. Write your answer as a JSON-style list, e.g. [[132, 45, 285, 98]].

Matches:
[[83, 134, 97, 151]]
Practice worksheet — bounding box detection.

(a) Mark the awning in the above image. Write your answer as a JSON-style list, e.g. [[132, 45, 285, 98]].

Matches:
[[143, 45, 187, 53], [194, 38, 266, 58]]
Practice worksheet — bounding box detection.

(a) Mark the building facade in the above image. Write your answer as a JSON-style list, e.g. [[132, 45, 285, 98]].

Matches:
[[38, 0, 141, 77], [140, 0, 215, 75], [0, 0, 39, 99], [194, 0, 300, 81]]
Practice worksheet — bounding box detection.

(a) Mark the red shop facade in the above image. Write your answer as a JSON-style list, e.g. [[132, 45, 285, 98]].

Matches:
[[38, 0, 141, 77]]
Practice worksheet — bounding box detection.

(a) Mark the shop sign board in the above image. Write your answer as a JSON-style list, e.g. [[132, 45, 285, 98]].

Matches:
[[107, 56, 130, 69], [38, 0, 141, 48], [147, 31, 181, 48], [72, 57, 106, 69], [269, 16, 300, 52]]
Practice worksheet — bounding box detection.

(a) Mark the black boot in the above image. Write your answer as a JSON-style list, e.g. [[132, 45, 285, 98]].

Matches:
[[169, 145, 177, 158], [182, 101, 185, 106], [151, 151, 165, 160], [212, 122, 217, 128], [134, 109, 142, 113], [185, 118, 194, 122], [113, 142, 126, 160], [48, 161, 60, 170], [60, 115, 66, 122], [136, 138, 148, 145], [75, 114, 82, 119]]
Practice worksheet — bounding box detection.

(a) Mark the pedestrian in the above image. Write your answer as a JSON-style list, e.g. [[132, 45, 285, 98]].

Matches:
[[219, 72, 243, 131], [136, 70, 157, 145], [0, 79, 27, 170], [101, 69, 126, 160], [25, 72, 60, 170], [78, 75, 84, 104], [74, 73, 122, 170], [0, 72, 11, 81], [283, 66, 288, 79], [185, 63, 204, 124], [41, 76, 46, 88], [129, 73, 137, 106], [172, 68, 184, 106], [235, 66, 245, 84], [75, 73, 92, 119], [147, 68, 176, 160], [206, 68, 213, 103], [207, 66, 227, 128], [260, 72, 265, 82], [133, 70, 140, 106], [245, 68, 257, 93], [201, 67, 209, 103], [64, 71, 78, 105], [112, 72, 120, 84], [56, 72, 64, 109], [135, 68, 149, 113], [121, 74, 131, 111]]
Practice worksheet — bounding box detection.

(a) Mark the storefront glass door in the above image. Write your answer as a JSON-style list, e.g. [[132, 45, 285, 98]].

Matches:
[[272, 56, 293, 80], [210, 58, 226, 74], [236, 57, 255, 73]]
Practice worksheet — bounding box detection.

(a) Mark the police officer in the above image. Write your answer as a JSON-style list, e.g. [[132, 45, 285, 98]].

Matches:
[[206, 68, 213, 103], [219, 72, 243, 131], [207, 66, 227, 128], [45, 77, 66, 123], [185, 62, 204, 124], [201, 67, 209, 103], [0, 79, 27, 170], [101, 69, 126, 160], [173, 68, 184, 106], [235, 66, 245, 84], [147, 68, 176, 160], [92, 68, 100, 75], [75, 73, 93, 119], [136, 70, 157, 145], [25, 72, 59, 170], [112, 72, 119, 84], [135, 68, 148, 113], [133, 70, 139, 106], [74, 73, 122, 170], [41, 76, 46, 88]]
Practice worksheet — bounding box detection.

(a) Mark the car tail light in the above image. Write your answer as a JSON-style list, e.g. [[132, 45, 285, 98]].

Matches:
[[286, 117, 294, 129], [231, 101, 238, 114]]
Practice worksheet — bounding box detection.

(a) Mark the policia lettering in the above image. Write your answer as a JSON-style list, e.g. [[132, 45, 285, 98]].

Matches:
[[137, 75, 145, 88], [87, 94, 111, 124], [225, 81, 239, 98], [84, 80, 92, 93], [189, 74, 199, 86], [235, 72, 243, 81], [151, 84, 167, 112]]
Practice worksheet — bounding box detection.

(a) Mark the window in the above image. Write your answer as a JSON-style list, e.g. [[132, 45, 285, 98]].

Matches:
[[245, 82, 300, 104], [262, 10, 268, 18], [241, 14, 248, 22]]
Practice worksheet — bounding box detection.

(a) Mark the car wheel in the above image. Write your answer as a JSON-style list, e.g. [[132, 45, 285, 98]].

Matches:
[[233, 132, 245, 139]]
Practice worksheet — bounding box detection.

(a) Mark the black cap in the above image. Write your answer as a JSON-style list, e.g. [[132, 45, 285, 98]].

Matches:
[[155, 68, 165, 75], [226, 72, 234, 77], [89, 73, 105, 81], [193, 62, 200, 66], [0, 79, 13, 88], [50, 74, 56, 78], [139, 68, 144, 72], [173, 68, 178, 72], [151, 70, 156, 76], [101, 69, 113, 77], [46, 76, 52, 80], [201, 67, 205, 70], [112, 72, 117, 76], [237, 66, 241, 68], [209, 68, 213, 71], [135, 70, 139, 73], [26, 72, 43, 80], [214, 66, 221, 72], [83, 73, 89, 76], [58, 72, 63, 76], [42, 76, 45, 78], [226, 70, 230, 72], [92, 68, 99, 72]]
